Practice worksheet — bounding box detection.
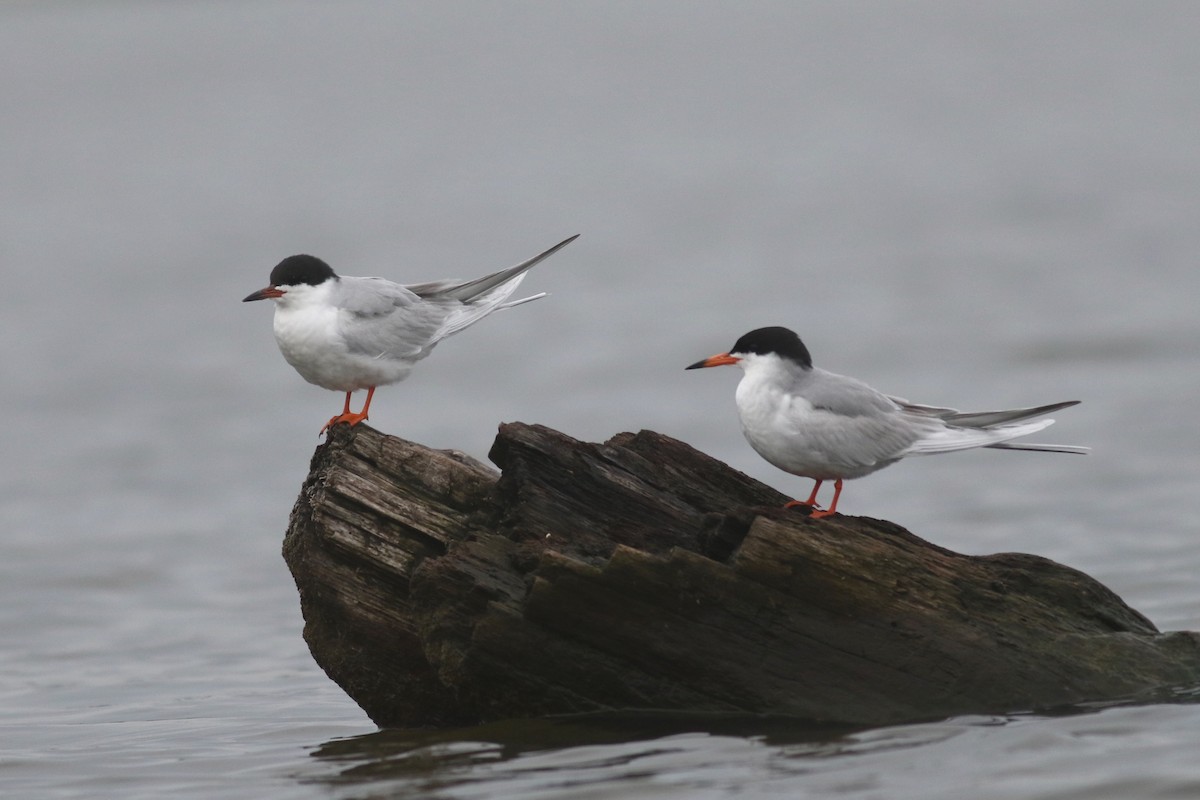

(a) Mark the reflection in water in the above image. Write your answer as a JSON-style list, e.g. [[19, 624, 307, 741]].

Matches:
[[310, 711, 861, 794], [306, 693, 1200, 798]]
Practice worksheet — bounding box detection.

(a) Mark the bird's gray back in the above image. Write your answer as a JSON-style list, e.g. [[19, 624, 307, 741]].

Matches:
[[334, 276, 450, 360], [797, 367, 901, 418]]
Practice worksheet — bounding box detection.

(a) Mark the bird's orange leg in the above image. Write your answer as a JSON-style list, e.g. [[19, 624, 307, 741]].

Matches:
[[348, 387, 375, 424], [321, 387, 375, 433], [809, 479, 843, 519], [784, 480, 824, 510]]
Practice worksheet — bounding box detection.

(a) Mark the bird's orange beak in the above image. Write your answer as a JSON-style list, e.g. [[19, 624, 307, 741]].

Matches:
[[685, 353, 740, 370], [243, 286, 285, 302]]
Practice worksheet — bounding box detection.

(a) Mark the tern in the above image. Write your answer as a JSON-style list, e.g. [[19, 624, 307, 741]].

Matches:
[[244, 234, 578, 432], [686, 326, 1086, 518]]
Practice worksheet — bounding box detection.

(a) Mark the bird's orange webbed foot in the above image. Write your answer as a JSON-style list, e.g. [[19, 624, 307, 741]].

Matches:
[[319, 388, 374, 435], [783, 479, 843, 519], [805, 479, 844, 520], [320, 411, 369, 434], [783, 480, 824, 513]]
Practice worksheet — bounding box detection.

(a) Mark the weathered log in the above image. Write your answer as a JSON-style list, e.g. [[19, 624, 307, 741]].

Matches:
[[282, 422, 1200, 728]]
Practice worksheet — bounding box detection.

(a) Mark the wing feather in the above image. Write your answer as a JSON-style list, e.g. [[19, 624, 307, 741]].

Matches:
[[334, 277, 450, 360], [800, 368, 900, 418]]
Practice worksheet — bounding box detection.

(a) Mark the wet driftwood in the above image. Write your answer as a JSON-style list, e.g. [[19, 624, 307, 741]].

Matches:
[[282, 423, 1200, 728]]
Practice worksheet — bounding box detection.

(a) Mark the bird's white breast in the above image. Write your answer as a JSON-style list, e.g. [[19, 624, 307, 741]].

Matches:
[[735, 374, 823, 474], [270, 282, 410, 392], [733, 364, 897, 480]]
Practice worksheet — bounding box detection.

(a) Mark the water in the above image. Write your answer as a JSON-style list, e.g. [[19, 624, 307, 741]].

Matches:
[[2, 2, 1199, 797]]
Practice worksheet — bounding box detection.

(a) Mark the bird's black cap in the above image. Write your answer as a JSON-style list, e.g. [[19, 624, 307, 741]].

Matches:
[[730, 326, 813, 368], [268, 254, 337, 288]]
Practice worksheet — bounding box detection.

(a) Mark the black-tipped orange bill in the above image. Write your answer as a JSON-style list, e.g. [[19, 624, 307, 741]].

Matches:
[[685, 353, 740, 370], [243, 286, 284, 302]]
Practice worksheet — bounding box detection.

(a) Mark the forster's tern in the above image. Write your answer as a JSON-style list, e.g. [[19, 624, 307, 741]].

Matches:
[[686, 326, 1086, 518], [244, 234, 578, 432]]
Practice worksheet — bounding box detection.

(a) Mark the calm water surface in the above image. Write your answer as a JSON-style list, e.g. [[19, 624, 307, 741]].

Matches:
[[3, 3, 1199, 798]]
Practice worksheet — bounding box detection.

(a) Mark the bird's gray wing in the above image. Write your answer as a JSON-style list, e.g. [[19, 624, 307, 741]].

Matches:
[[887, 396, 959, 418], [800, 369, 902, 418], [408, 235, 578, 303], [940, 400, 1080, 428], [986, 441, 1089, 454], [403, 278, 463, 297], [779, 370, 921, 470], [334, 276, 451, 359], [399, 236, 578, 342], [888, 397, 1087, 454], [889, 397, 1080, 428]]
